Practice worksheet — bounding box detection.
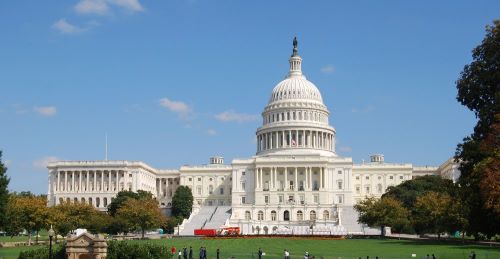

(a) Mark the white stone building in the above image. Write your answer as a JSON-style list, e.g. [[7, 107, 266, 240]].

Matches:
[[47, 38, 459, 234]]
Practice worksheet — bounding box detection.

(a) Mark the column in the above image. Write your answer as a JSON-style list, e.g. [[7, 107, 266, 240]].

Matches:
[[284, 167, 288, 190], [116, 171, 120, 191], [260, 168, 264, 189], [302, 130, 306, 147], [273, 167, 277, 189], [321, 167, 324, 189], [64, 171, 67, 192], [100, 171, 104, 191], [275, 132, 279, 149], [255, 168, 259, 190], [77, 171, 81, 193], [108, 171, 111, 192], [281, 131, 285, 148], [93, 171, 97, 191], [288, 130, 291, 147], [71, 171, 75, 191], [86, 171, 89, 192], [294, 167, 298, 191], [57, 171, 61, 191]]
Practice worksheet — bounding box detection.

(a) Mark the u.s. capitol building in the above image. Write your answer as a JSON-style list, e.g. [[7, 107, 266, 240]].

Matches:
[[47, 39, 458, 235]]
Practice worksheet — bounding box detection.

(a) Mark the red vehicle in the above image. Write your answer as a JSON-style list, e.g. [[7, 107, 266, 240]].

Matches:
[[193, 227, 240, 236]]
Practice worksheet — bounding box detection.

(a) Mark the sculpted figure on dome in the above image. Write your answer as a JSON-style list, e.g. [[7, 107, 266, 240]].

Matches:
[[292, 37, 298, 56]]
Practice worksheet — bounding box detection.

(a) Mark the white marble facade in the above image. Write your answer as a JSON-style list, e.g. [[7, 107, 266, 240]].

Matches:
[[47, 39, 458, 233]]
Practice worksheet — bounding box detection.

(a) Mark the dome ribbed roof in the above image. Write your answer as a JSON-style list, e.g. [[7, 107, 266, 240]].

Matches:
[[269, 77, 323, 103]]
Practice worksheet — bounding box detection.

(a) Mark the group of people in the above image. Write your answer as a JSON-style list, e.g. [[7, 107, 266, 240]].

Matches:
[[170, 246, 219, 259]]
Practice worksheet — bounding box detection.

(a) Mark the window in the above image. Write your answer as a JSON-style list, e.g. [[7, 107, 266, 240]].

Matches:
[[310, 210, 316, 220], [365, 186, 370, 194], [337, 195, 343, 204], [219, 187, 224, 195], [313, 195, 319, 203], [278, 195, 284, 203], [264, 195, 269, 204], [323, 210, 330, 220], [400, 176, 404, 180], [189, 178, 192, 182], [355, 176, 360, 180], [337, 180, 343, 190], [297, 210, 303, 221], [378, 176, 381, 180], [365, 176, 369, 180], [258, 211, 264, 220], [197, 186, 202, 195], [271, 211, 277, 221], [299, 195, 305, 205], [209, 185, 213, 194], [377, 184, 383, 193], [245, 211, 251, 220], [198, 177, 202, 181], [129, 174, 132, 178], [389, 176, 393, 180], [241, 196, 246, 204], [338, 170, 342, 174], [355, 186, 360, 193], [241, 182, 246, 190], [242, 171, 246, 176], [209, 178, 213, 181]]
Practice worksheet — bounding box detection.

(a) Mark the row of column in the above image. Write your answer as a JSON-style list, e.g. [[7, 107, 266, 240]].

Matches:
[[54, 170, 125, 193], [257, 130, 334, 152], [255, 167, 326, 191], [263, 110, 328, 125], [156, 177, 177, 198]]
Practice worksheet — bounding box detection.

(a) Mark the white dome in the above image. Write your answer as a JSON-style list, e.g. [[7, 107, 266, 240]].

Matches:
[[269, 77, 323, 104]]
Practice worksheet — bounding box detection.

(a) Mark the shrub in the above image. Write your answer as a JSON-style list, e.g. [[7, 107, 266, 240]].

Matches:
[[106, 241, 170, 259], [18, 244, 65, 259]]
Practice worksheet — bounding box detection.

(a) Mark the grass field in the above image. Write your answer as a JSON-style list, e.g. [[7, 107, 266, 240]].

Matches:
[[1, 237, 499, 259]]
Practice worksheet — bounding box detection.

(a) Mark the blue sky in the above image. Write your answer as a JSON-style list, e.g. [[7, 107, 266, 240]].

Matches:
[[0, 1, 498, 194]]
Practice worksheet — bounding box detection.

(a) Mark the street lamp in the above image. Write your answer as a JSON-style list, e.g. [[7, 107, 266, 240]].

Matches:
[[48, 225, 55, 259]]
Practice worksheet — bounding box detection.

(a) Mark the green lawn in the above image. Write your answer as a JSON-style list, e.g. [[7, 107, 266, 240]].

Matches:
[[1, 237, 499, 259]]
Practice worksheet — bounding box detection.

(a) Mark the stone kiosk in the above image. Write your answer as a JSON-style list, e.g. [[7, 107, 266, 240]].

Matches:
[[66, 232, 107, 259]]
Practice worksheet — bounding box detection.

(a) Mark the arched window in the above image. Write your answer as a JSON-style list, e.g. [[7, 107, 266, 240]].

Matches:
[[88, 198, 93, 206], [73, 198, 78, 203], [377, 184, 383, 193], [297, 210, 303, 221], [284, 210, 290, 221], [81, 197, 85, 203], [104, 197, 108, 207], [323, 210, 330, 220], [258, 210, 264, 220], [96, 197, 100, 208], [310, 210, 316, 220], [245, 211, 251, 220], [271, 211, 277, 221], [209, 185, 213, 194]]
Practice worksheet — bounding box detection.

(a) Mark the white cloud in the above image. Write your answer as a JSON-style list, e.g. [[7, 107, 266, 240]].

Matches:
[[207, 129, 217, 136], [34, 106, 57, 117], [215, 110, 258, 123], [4, 160, 12, 167], [339, 146, 353, 153], [110, 0, 144, 12], [52, 19, 85, 34], [75, 0, 109, 15], [321, 64, 335, 74], [33, 156, 60, 170], [159, 98, 192, 118]]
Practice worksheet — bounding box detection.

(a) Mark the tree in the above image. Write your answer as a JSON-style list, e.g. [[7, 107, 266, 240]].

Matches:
[[354, 197, 410, 236], [383, 175, 457, 209], [413, 192, 468, 238], [0, 151, 10, 229], [172, 186, 193, 219], [5, 195, 49, 245], [455, 20, 500, 238], [116, 198, 166, 238], [107, 190, 153, 216], [49, 201, 99, 236]]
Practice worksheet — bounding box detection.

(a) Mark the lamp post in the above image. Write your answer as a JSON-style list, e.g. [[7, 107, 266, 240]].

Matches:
[[48, 225, 55, 259]]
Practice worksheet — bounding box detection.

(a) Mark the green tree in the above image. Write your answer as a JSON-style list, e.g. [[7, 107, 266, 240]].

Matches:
[[5, 195, 49, 245], [116, 198, 166, 238], [354, 197, 410, 236], [413, 192, 468, 238], [382, 175, 456, 209], [107, 190, 153, 216], [455, 20, 500, 238], [171, 186, 193, 219], [0, 151, 10, 229], [49, 201, 99, 236]]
